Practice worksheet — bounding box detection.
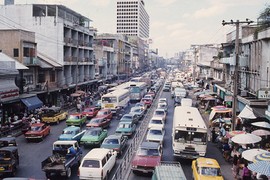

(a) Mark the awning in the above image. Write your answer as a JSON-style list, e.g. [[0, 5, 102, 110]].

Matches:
[[37, 52, 62, 68], [21, 96, 43, 111], [0, 52, 28, 70], [238, 105, 257, 119]]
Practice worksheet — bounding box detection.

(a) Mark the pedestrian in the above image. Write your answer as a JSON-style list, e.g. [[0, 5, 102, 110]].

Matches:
[[76, 103, 82, 113], [232, 155, 240, 179], [242, 163, 252, 180], [211, 127, 216, 143]]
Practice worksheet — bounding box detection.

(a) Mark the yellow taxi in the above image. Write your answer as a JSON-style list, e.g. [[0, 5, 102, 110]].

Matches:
[[191, 157, 224, 180], [41, 107, 68, 124]]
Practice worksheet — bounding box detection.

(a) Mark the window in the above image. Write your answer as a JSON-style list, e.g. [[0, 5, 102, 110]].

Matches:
[[50, 71, 55, 82], [13, 49, 19, 57], [101, 157, 107, 166]]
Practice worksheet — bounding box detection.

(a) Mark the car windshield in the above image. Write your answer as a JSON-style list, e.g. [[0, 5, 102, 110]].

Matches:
[[104, 138, 119, 144], [82, 160, 100, 168], [137, 147, 159, 156], [149, 129, 162, 135], [122, 115, 132, 120], [151, 120, 162, 124], [85, 130, 100, 136], [63, 130, 74, 135], [200, 167, 221, 176], [97, 111, 106, 116], [90, 119, 101, 123], [155, 111, 164, 116], [119, 123, 131, 128], [69, 115, 79, 120], [158, 104, 166, 108], [31, 126, 42, 131]]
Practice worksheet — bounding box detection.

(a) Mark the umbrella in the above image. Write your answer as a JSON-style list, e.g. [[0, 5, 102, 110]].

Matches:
[[231, 133, 262, 144], [226, 130, 245, 138], [248, 161, 270, 176], [237, 105, 256, 119], [252, 122, 270, 129], [254, 153, 270, 162], [251, 129, 270, 136], [242, 149, 268, 162]]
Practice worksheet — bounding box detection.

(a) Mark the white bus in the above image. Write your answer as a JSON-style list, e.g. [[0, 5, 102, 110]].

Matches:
[[129, 82, 148, 102], [101, 89, 130, 113], [107, 82, 130, 93], [172, 106, 207, 159]]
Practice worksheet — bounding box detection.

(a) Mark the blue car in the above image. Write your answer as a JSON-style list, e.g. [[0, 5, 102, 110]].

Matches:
[[58, 126, 85, 142]]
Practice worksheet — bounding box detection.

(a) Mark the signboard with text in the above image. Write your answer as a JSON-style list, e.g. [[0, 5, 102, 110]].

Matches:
[[257, 89, 270, 99]]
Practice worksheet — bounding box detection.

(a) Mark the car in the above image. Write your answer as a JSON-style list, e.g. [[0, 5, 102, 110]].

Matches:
[[66, 113, 86, 127], [144, 94, 154, 100], [96, 109, 112, 120], [163, 85, 170, 92], [134, 102, 147, 111], [0, 146, 19, 176], [146, 127, 165, 145], [157, 102, 168, 112], [80, 127, 107, 147], [131, 142, 162, 174], [0, 137, 17, 147], [141, 97, 152, 108], [153, 109, 166, 121], [148, 117, 165, 129], [58, 126, 85, 142], [86, 117, 111, 128], [41, 107, 68, 124], [120, 113, 139, 124], [158, 98, 167, 104], [95, 100, 102, 110], [130, 107, 145, 120], [146, 91, 156, 98], [100, 134, 128, 156], [192, 157, 224, 180], [24, 123, 50, 142], [82, 107, 99, 119], [115, 121, 136, 137]]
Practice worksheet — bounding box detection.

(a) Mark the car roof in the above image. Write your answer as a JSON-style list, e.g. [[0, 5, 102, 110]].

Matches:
[[151, 116, 163, 120], [53, 140, 77, 145], [159, 98, 166, 101], [84, 148, 111, 160], [106, 134, 122, 139], [0, 146, 18, 151], [155, 108, 165, 112], [140, 142, 160, 149], [86, 127, 102, 131], [196, 157, 220, 168], [148, 127, 163, 131], [63, 126, 80, 131]]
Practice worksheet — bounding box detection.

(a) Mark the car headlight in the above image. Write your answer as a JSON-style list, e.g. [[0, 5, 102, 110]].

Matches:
[[199, 152, 206, 156], [132, 165, 137, 168]]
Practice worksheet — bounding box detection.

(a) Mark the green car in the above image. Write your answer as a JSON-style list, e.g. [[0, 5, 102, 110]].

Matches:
[[80, 127, 107, 147], [66, 113, 86, 126], [115, 121, 136, 137]]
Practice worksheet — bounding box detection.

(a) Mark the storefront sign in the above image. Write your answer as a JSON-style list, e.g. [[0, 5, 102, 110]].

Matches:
[[0, 88, 19, 101], [257, 89, 270, 99]]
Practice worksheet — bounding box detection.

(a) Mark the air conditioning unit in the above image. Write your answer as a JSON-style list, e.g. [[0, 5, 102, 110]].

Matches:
[[240, 90, 247, 96]]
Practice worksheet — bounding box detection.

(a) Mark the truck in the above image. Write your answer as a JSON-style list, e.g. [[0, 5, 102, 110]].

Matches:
[[151, 161, 187, 180], [41, 140, 82, 179]]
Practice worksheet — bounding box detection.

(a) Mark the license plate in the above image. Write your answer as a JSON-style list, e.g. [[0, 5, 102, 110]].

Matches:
[[105, 104, 114, 108]]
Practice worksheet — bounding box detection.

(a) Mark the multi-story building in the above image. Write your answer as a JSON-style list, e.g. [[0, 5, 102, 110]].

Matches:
[[116, 0, 149, 38], [0, 3, 96, 105]]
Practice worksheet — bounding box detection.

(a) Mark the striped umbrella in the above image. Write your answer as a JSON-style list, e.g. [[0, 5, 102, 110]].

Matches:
[[251, 129, 270, 136], [226, 130, 245, 138], [254, 152, 270, 162], [242, 149, 268, 162], [248, 161, 270, 176]]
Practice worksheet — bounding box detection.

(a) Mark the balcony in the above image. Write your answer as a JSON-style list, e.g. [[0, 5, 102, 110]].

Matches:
[[220, 55, 248, 66], [23, 57, 39, 66], [98, 59, 106, 66]]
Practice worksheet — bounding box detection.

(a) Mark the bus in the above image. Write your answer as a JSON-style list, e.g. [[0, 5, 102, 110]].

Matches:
[[129, 82, 148, 102], [101, 89, 130, 114], [172, 106, 207, 159], [107, 82, 130, 93]]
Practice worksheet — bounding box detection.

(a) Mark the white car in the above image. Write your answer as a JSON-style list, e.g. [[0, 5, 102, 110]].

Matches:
[[148, 117, 165, 129], [153, 109, 166, 121], [157, 102, 168, 112], [158, 98, 167, 104], [146, 127, 165, 145]]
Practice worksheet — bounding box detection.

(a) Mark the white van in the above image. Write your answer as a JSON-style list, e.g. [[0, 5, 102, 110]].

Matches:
[[78, 148, 117, 180]]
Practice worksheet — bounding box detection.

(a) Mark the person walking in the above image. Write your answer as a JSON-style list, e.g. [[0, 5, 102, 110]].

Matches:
[[242, 163, 252, 180], [211, 127, 216, 143], [232, 155, 240, 179]]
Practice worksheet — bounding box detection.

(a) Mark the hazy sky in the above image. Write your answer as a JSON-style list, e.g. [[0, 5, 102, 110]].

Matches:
[[1, 0, 269, 57]]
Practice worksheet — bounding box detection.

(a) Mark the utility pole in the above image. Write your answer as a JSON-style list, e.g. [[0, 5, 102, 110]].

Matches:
[[193, 48, 198, 85], [222, 19, 253, 131]]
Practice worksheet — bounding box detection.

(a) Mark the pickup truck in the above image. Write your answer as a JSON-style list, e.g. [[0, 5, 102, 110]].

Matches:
[[41, 140, 82, 179]]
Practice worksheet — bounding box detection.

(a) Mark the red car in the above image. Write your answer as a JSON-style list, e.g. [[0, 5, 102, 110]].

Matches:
[[82, 107, 99, 119], [96, 109, 113, 120], [131, 142, 162, 174], [24, 123, 50, 142], [86, 117, 111, 128], [141, 98, 152, 108]]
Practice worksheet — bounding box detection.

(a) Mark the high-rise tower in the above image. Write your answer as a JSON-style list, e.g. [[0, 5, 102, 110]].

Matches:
[[116, 0, 149, 38]]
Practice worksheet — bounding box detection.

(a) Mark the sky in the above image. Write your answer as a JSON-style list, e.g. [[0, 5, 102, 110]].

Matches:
[[1, 0, 269, 58]]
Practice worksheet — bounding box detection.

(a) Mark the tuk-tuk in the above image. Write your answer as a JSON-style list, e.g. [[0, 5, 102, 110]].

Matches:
[[0, 146, 19, 176], [0, 137, 17, 147]]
